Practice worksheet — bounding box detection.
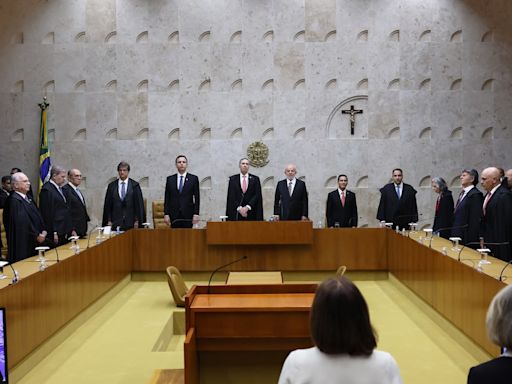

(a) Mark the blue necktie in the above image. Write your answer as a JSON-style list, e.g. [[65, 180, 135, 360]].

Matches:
[[121, 181, 126, 200], [395, 185, 400, 198], [178, 176, 184, 193]]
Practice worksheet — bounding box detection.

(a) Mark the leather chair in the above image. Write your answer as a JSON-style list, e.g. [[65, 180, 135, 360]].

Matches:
[[336, 265, 347, 278], [166, 266, 188, 307], [152, 200, 168, 229]]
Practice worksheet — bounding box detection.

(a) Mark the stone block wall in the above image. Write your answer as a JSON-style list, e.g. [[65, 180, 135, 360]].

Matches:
[[0, 0, 511, 227]]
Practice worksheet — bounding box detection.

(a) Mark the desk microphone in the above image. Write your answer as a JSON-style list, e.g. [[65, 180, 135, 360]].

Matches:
[[8, 262, 19, 284], [86, 225, 101, 249], [499, 259, 512, 282], [207, 256, 248, 294], [426, 224, 468, 247], [457, 242, 481, 261]]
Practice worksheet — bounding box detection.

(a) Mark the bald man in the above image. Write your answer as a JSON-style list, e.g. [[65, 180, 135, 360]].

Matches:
[[62, 168, 90, 237], [273, 164, 308, 221], [504, 169, 512, 190], [480, 167, 512, 261]]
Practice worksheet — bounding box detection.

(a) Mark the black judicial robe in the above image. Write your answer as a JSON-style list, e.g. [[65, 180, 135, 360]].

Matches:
[[226, 174, 263, 221], [376, 183, 418, 230], [39, 182, 73, 244], [432, 190, 454, 239], [480, 185, 512, 261], [62, 184, 90, 237], [325, 189, 358, 228], [452, 187, 483, 247], [102, 178, 145, 231], [3, 192, 46, 263], [468, 356, 512, 384]]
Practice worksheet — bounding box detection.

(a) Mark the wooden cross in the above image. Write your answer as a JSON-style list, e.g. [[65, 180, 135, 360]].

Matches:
[[341, 105, 363, 135]]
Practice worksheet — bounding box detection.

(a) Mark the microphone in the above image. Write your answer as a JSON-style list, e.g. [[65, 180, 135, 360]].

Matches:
[[433, 224, 468, 236], [207, 256, 248, 294], [499, 259, 512, 282], [86, 225, 101, 249], [9, 262, 19, 284], [457, 242, 481, 261]]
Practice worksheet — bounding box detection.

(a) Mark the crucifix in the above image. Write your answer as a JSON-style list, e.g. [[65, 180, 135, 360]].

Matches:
[[341, 105, 363, 135]]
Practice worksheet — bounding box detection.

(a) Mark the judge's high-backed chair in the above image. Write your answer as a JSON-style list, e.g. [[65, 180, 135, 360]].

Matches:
[[0, 209, 7, 258], [152, 200, 168, 229], [166, 266, 189, 307]]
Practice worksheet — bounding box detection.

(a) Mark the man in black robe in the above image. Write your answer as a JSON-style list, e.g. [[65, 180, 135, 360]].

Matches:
[[480, 167, 512, 261], [226, 158, 263, 221], [325, 174, 358, 228], [39, 165, 75, 247], [376, 168, 418, 230], [0, 176, 11, 209], [102, 161, 145, 231], [62, 168, 90, 237], [3, 173, 47, 263]]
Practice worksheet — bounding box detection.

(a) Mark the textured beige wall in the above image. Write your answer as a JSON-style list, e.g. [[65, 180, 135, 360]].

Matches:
[[1, 0, 511, 228]]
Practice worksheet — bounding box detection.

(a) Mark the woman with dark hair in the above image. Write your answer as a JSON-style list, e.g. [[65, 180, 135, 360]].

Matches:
[[467, 284, 512, 383], [278, 277, 402, 384], [431, 177, 454, 239]]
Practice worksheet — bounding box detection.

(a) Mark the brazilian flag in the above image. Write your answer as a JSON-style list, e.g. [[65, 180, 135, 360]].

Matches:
[[38, 98, 51, 195]]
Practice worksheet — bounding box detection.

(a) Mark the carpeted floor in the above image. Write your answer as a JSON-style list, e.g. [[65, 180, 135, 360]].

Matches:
[[16, 276, 490, 384]]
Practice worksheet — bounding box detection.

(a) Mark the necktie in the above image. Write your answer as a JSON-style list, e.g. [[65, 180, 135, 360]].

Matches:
[[76, 187, 85, 205], [242, 175, 247, 193], [455, 190, 464, 210], [121, 181, 126, 200], [288, 181, 293, 196], [483, 192, 492, 215], [341, 190, 345, 207], [179, 175, 184, 193], [395, 184, 400, 198], [58, 187, 66, 202]]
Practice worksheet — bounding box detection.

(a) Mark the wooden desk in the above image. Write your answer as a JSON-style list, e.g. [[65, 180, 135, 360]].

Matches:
[[226, 271, 283, 285], [206, 221, 313, 245], [184, 284, 316, 384]]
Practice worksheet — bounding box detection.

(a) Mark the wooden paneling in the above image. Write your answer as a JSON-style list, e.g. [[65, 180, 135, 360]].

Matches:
[[132, 227, 388, 272], [0, 232, 132, 368], [387, 231, 504, 356], [206, 221, 313, 244]]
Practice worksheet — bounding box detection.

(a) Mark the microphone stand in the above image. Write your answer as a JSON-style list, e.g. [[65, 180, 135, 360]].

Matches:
[[207, 256, 248, 294], [499, 259, 512, 282]]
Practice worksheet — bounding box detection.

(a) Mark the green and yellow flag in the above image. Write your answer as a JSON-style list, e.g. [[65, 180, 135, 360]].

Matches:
[[38, 98, 51, 194]]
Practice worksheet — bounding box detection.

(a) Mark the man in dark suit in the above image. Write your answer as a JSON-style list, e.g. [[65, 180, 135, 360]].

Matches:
[[39, 165, 75, 247], [62, 168, 90, 237], [376, 168, 418, 230], [480, 167, 512, 261], [274, 164, 308, 221], [325, 174, 358, 228], [3, 172, 47, 263], [505, 169, 512, 190], [102, 161, 145, 231], [0, 176, 11, 209], [164, 155, 200, 228], [10, 167, 35, 204], [452, 169, 483, 247], [226, 158, 263, 221]]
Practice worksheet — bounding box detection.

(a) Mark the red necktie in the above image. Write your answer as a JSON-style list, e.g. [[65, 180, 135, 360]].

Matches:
[[483, 192, 492, 215], [341, 190, 345, 207], [242, 176, 247, 193]]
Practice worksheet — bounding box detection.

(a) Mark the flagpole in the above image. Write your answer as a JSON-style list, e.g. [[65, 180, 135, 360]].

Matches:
[[38, 97, 51, 198]]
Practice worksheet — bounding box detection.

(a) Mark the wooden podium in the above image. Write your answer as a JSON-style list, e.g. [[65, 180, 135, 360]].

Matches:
[[184, 284, 316, 384]]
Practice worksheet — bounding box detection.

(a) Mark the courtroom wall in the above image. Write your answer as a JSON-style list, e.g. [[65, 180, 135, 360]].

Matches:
[[0, 0, 511, 227]]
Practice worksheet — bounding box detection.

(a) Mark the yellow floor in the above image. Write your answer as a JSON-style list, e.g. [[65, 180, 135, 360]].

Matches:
[[16, 277, 489, 384]]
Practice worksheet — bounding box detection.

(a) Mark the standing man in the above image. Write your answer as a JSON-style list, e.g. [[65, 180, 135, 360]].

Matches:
[[274, 164, 308, 221], [226, 158, 263, 221], [3, 172, 47, 263], [376, 168, 418, 230], [39, 166, 75, 247], [62, 169, 90, 237], [452, 169, 483, 247], [480, 167, 512, 261], [102, 161, 145, 231], [164, 155, 200, 228], [504, 168, 512, 190], [10, 167, 35, 203], [0, 176, 11, 209], [326, 174, 358, 228]]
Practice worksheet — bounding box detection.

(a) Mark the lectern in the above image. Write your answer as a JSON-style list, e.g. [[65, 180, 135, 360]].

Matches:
[[184, 284, 316, 384]]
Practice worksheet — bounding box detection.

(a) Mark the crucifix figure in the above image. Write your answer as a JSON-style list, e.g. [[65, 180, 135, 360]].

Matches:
[[341, 105, 363, 135]]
